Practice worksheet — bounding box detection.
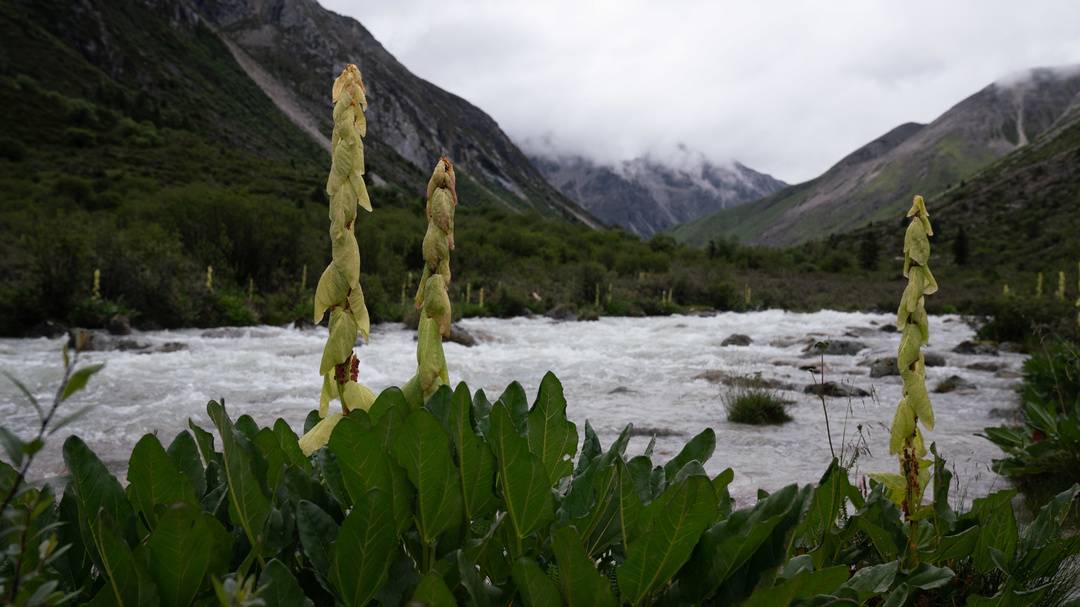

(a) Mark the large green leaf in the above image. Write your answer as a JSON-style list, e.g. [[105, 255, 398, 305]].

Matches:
[[489, 401, 554, 546], [87, 511, 160, 607], [742, 564, 849, 607], [931, 526, 979, 562], [560, 423, 631, 524], [851, 486, 908, 562], [409, 572, 457, 607], [968, 490, 1018, 574], [662, 428, 715, 481], [252, 428, 288, 492], [166, 431, 206, 499], [186, 419, 221, 468], [297, 500, 338, 589], [511, 558, 562, 607], [457, 550, 502, 607], [617, 458, 646, 549], [551, 525, 618, 607], [575, 420, 602, 475], [449, 383, 497, 521], [795, 459, 859, 550], [495, 381, 529, 433], [259, 559, 314, 607], [671, 484, 811, 604], [272, 419, 311, 472], [616, 475, 717, 606], [1020, 484, 1078, 553], [206, 400, 270, 555], [526, 372, 578, 485], [329, 413, 413, 533], [63, 435, 136, 548], [331, 490, 398, 607], [392, 409, 463, 545], [126, 434, 197, 529], [54, 483, 94, 592], [838, 560, 899, 601], [146, 504, 231, 607]]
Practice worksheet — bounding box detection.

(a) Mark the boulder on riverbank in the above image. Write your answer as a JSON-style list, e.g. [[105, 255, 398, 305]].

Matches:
[[26, 320, 67, 339], [107, 314, 132, 336], [804, 382, 870, 398], [953, 340, 998, 356], [545, 304, 577, 322]]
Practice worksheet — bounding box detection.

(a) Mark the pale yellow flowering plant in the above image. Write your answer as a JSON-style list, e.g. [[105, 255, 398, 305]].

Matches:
[[299, 64, 376, 455], [871, 195, 938, 520], [401, 157, 457, 407]]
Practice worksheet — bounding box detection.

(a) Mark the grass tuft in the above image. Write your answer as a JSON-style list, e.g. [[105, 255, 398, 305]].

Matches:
[[724, 382, 793, 425]]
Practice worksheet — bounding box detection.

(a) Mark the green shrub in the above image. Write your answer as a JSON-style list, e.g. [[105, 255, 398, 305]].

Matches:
[[0, 137, 26, 161], [63, 126, 96, 148], [724, 384, 792, 425], [982, 340, 1080, 499], [69, 296, 133, 329], [209, 290, 258, 326], [976, 296, 1078, 347]]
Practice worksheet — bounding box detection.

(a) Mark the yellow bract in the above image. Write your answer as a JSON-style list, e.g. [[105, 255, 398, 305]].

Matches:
[[884, 195, 938, 517], [301, 64, 377, 455], [404, 158, 458, 407]]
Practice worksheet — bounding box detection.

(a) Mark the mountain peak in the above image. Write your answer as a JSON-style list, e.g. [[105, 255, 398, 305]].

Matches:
[[531, 149, 785, 237]]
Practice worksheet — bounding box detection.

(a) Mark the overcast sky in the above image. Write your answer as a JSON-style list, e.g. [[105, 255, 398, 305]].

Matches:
[[323, 1, 1080, 183]]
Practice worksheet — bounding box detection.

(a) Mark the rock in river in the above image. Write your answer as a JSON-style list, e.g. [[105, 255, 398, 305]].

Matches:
[[804, 382, 870, 398], [721, 334, 752, 346]]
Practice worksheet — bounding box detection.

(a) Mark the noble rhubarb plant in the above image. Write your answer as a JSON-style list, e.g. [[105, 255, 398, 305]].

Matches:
[[299, 64, 376, 456], [872, 195, 938, 520], [400, 157, 456, 407]]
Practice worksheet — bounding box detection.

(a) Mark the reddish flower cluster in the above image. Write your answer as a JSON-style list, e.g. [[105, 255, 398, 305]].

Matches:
[[333, 355, 360, 384]]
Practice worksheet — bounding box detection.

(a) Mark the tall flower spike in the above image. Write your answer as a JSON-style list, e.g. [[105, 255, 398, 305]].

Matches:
[[300, 64, 376, 456], [872, 195, 937, 521], [402, 157, 457, 407]]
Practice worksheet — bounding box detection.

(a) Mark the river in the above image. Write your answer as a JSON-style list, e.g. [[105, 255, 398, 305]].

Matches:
[[0, 310, 1022, 505]]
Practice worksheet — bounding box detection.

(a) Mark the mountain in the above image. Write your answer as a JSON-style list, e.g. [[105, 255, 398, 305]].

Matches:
[[798, 100, 1080, 284], [673, 66, 1080, 247], [190, 0, 596, 224], [0, 0, 595, 223], [531, 148, 785, 237]]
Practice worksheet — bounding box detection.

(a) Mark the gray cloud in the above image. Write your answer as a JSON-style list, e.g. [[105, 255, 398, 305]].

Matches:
[[323, 0, 1080, 182]]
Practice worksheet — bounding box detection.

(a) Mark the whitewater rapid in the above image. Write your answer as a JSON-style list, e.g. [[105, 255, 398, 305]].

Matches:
[[0, 311, 1022, 505]]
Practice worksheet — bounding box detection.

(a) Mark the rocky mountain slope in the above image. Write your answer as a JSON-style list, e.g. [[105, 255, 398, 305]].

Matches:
[[531, 148, 785, 237], [1, 0, 594, 223], [190, 0, 596, 224], [673, 66, 1080, 246]]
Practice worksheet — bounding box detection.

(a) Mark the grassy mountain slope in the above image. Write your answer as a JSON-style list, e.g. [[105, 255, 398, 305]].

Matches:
[[191, 0, 596, 224], [796, 105, 1080, 299], [0, 0, 732, 334], [674, 67, 1080, 247]]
